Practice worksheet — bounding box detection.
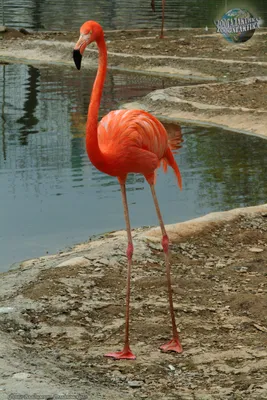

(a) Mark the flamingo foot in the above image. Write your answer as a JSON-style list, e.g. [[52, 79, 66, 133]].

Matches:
[[160, 338, 183, 353], [104, 347, 136, 360]]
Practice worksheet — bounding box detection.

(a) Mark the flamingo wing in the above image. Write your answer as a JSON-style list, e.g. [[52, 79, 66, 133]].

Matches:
[[97, 109, 182, 188], [98, 110, 167, 156]]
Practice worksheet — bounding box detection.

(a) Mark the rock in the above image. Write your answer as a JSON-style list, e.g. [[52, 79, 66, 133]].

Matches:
[[149, 92, 167, 102], [260, 383, 267, 389], [0, 26, 7, 33], [128, 380, 143, 388], [30, 331, 38, 339], [249, 247, 264, 253], [97, 258, 109, 266], [56, 257, 91, 268], [234, 266, 248, 273], [12, 372, 30, 380], [19, 28, 30, 35], [253, 323, 267, 333], [168, 364, 175, 371], [146, 241, 162, 250], [0, 307, 14, 314]]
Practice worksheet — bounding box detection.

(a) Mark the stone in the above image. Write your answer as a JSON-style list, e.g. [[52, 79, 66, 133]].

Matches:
[[235, 266, 248, 273], [128, 380, 143, 388], [97, 258, 110, 266], [12, 373, 30, 380], [260, 383, 267, 389], [0, 307, 14, 314], [253, 323, 267, 333], [56, 257, 91, 268], [249, 247, 263, 253]]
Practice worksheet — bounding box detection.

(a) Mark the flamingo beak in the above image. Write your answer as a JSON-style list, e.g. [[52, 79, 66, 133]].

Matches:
[[73, 49, 82, 70], [73, 33, 91, 70]]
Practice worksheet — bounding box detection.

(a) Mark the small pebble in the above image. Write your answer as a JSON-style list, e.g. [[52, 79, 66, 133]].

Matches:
[[249, 247, 263, 253], [128, 380, 143, 388], [0, 307, 14, 314], [12, 373, 30, 380]]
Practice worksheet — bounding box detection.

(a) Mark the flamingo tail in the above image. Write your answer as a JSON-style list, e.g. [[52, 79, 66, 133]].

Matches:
[[162, 147, 182, 190]]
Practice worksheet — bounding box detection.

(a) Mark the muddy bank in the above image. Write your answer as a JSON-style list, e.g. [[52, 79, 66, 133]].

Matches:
[[1, 27, 266, 135], [123, 76, 267, 136], [1, 205, 267, 399]]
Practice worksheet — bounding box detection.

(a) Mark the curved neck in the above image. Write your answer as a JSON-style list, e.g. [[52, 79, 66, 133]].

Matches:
[[86, 35, 107, 166]]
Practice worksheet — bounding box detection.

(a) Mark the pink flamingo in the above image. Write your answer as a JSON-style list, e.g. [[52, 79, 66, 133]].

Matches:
[[73, 20, 182, 360], [151, 0, 166, 38]]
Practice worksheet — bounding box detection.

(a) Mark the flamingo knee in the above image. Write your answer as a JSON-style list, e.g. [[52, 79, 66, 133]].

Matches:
[[161, 234, 169, 254], [127, 242, 134, 261]]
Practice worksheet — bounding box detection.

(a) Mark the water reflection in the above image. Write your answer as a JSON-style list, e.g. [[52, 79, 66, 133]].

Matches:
[[0, 62, 267, 272], [1, 0, 266, 30], [1, 65, 7, 161], [183, 128, 267, 208], [17, 66, 40, 145]]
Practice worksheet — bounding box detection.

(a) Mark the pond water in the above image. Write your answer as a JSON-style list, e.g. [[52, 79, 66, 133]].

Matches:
[[1, 0, 266, 31], [0, 63, 267, 272]]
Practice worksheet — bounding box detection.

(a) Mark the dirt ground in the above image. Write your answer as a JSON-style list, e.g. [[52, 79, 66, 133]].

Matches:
[[1, 206, 267, 399], [1, 26, 266, 135]]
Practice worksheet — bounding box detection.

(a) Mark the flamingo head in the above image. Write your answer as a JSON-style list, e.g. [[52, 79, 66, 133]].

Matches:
[[73, 21, 104, 70]]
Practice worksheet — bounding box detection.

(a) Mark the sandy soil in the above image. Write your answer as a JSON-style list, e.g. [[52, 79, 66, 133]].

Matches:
[[1, 205, 267, 399], [0, 26, 266, 135]]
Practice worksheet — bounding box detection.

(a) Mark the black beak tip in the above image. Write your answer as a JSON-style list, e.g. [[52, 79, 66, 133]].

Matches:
[[73, 49, 82, 70]]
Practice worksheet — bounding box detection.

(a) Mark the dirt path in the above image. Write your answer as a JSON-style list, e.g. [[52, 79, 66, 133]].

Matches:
[[1, 205, 267, 399]]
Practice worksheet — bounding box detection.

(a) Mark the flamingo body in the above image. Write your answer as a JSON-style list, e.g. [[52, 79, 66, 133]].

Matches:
[[95, 109, 182, 186]]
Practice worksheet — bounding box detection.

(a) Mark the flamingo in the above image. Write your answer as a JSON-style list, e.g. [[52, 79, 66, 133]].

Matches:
[[73, 20, 182, 360], [151, 0, 165, 38]]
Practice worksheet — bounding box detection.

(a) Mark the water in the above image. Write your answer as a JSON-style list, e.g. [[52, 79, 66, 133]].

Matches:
[[0, 0, 266, 31], [1, 62, 267, 272]]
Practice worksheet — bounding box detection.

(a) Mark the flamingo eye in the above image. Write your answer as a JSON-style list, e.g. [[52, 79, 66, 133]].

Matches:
[[80, 30, 92, 42]]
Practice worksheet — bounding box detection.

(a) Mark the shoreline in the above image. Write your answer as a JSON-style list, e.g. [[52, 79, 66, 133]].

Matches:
[[1, 204, 267, 398], [1, 27, 266, 136]]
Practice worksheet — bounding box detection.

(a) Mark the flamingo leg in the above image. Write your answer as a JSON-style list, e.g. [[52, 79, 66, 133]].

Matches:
[[104, 182, 136, 360], [160, 0, 165, 39], [150, 184, 183, 353]]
